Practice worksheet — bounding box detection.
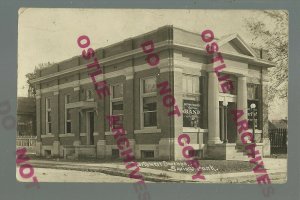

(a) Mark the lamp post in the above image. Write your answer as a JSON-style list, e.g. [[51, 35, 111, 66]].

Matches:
[[250, 103, 256, 143], [223, 100, 228, 143]]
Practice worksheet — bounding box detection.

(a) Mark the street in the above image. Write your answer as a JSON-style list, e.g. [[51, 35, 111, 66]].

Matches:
[[17, 167, 140, 183]]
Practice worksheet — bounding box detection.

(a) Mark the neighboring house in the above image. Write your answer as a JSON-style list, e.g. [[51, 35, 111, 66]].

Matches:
[[30, 25, 275, 160], [269, 119, 288, 129], [17, 97, 36, 136]]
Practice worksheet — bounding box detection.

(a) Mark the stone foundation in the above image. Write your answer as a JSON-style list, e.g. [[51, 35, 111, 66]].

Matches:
[[96, 140, 106, 159], [159, 138, 174, 160], [206, 143, 237, 160]]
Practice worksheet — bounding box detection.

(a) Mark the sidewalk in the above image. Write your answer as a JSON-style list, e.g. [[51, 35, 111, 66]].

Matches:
[[29, 158, 287, 183]]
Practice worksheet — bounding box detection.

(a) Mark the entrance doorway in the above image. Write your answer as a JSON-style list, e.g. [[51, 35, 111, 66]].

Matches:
[[86, 111, 94, 145], [219, 101, 237, 143]]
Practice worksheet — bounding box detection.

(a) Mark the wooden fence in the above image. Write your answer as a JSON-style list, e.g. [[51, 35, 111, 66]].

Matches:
[[269, 128, 287, 154], [16, 136, 37, 154]]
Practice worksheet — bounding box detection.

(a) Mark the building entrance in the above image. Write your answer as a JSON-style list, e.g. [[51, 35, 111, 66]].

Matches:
[[219, 101, 237, 143]]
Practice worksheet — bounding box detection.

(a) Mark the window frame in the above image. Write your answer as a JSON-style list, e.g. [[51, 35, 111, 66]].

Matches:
[[86, 89, 93, 101], [110, 83, 124, 130], [65, 94, 72, 134], [182, 74, 203, 128], [45, 98, 51, 134], [247, 83, 262, 130], [140, 76, 157, 129]]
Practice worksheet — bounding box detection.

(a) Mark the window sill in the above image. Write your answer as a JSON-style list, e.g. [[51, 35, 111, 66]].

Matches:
[[134, 128, 161, 134], [80, 133, 86, 136], [183, 127, 208, 133], [59, 133, 75, 137], [41, 134, 54, 138], [249, 129, 262, 134], [105, 130, 125, 136], [105, 131, 114, 136]]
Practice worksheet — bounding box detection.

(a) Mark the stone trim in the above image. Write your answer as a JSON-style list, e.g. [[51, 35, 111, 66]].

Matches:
[[134, 128, 161, 134], [74, 86, 80, 91], [59, 133, 75, 137], [182, 127, 208, 133], [80, 133, 87, 136], [41, 134, 54, 138], [36, 58, 169, 94]]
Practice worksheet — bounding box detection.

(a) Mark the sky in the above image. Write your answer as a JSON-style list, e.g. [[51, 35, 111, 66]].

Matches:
[[17, 8, 287, 120]]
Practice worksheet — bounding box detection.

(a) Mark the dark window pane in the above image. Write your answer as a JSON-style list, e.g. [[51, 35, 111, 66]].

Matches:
[[48, 123, 51, 133], [112, 149, 119, 159], [144, 112, 157, 127], [112, 101, 123, 114], [143, 97, 156, 111], [183, 100, 201, 127], [66, 122, 72, 133], [47, 112, 51, 122], [141, 150, 154, 159]]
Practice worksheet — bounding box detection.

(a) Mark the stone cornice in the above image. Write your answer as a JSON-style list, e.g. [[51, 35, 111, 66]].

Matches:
[[30, 39, 274, 85], [30, 40, 172, 84]]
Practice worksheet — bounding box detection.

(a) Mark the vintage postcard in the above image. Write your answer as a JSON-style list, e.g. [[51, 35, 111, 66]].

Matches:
[[16, 9, 287, 187]]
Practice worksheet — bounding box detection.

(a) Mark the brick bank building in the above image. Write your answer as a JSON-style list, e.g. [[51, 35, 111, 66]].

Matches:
[[31, 26, 274, 160]]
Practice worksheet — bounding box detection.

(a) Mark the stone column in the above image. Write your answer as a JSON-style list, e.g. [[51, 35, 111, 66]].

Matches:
[[157, 66, 176, 160], [262, 69, 270, 156], [124, 72, 134, 139], [73, 86, 81, 146], [35, 88, 42, 156], [236, 76, 248, 144], [208, 72, 222, 144], [52, 90, 60, 157]]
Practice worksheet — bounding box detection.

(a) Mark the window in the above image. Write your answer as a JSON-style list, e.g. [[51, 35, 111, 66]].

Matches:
[[141, 77, 157, 128], [111, 149, 120, 159], [65, 95, 72, 133], [86, 89, 93, 100], [110, 84, 124, 129], [141, 150, 155, 159], [247, 84, 262, 129], [183, 75, 200, 94], [45, 98, 51, 134], [182, 74, 202, 128]]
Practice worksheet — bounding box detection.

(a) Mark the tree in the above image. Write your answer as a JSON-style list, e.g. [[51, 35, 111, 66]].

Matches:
[[25, 62, 53, 97], [245, 10, 288, 101]]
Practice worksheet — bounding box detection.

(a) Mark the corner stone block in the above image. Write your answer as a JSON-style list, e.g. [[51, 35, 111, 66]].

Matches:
[[262, 138, 271, 156], [52, 141, 60, 157], [35, 141, 42, 156], [159, 138, 174, 160], [97, 140, 106, 159]]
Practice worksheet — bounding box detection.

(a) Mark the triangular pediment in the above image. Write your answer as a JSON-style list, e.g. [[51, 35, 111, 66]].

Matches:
[[218, 34, 257, 58]]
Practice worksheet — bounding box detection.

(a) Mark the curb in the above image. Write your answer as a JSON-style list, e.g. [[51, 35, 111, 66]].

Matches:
[[31, 163, 182, 183]]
